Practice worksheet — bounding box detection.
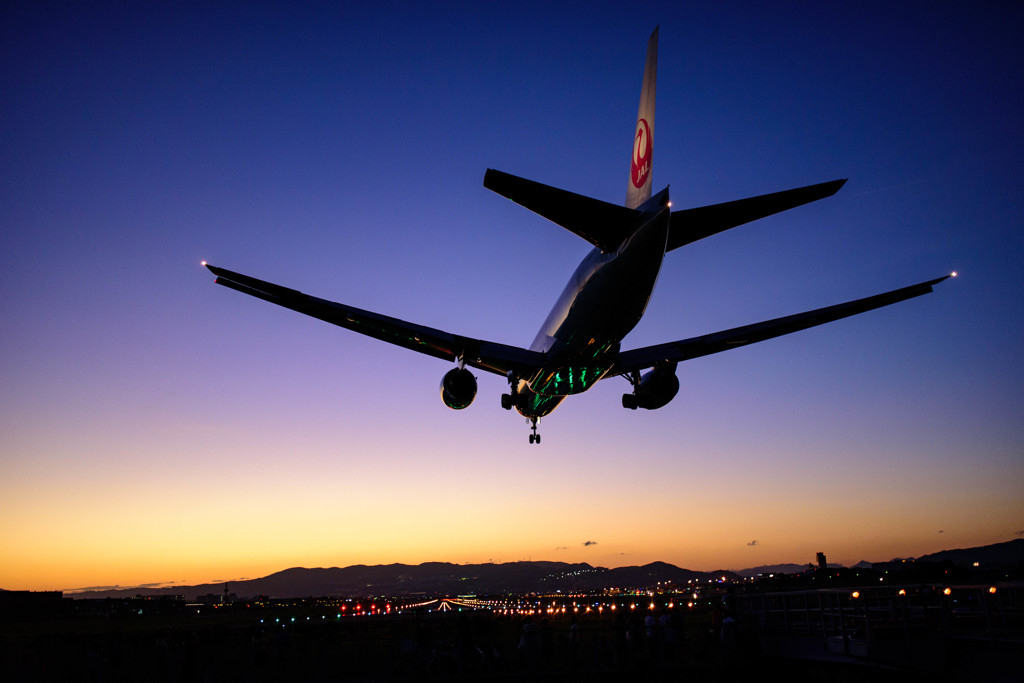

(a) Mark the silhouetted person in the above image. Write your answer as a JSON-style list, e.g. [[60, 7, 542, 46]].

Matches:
[[568, 615, 581, 666], [517, 616, 539, 671], [658, 608, 677, 662]]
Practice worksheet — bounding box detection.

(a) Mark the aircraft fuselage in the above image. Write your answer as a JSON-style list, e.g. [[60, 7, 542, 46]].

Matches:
[[515, 191, 671, 419]]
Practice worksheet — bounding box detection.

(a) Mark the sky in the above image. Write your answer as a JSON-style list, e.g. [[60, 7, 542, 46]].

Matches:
[[2, 1, 1022, 592]]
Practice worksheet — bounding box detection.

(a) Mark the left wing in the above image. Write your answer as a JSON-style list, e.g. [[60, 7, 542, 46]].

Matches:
[[204, 264, 545, 378], [611, 275, 951, 376]]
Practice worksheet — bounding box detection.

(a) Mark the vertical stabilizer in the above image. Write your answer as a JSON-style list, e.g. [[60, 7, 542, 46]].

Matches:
[[626, 27, 658, 209]]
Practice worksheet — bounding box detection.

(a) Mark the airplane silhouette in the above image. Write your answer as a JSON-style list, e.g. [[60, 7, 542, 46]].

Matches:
[[204, 28, 951, 444]]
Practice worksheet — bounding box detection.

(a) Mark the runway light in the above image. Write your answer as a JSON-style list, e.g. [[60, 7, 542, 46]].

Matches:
[[989, 587, 997, 594], [944, 588, 952, 596], [851, 591, 860, 599]]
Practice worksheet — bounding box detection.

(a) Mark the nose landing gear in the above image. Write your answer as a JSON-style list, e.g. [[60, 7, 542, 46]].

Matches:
[[528, 418, 541, 444]]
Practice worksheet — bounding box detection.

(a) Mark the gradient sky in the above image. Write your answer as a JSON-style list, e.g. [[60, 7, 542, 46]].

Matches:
[[3, 2, 1022, 592]]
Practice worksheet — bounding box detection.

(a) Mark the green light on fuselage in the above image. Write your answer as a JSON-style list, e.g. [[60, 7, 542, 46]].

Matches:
[[532, 364, 610, 395]]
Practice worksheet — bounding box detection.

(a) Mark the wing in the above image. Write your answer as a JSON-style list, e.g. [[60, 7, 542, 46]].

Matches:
[[612, 275, 951, 376], [204, 264, 545, 378]]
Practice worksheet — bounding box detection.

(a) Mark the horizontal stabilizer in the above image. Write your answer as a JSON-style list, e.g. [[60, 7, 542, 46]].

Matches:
[[613, 274, 950, 375], [668, 179, 847, 251], [484, 169, 640, 252]]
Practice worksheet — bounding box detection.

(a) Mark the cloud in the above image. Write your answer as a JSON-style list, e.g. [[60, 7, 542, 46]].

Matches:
[[747, 540, 758, 546], [583, 540, 598, 547]]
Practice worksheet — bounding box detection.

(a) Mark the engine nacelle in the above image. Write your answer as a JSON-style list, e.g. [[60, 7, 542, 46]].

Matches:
[[440, 367, 477, 410], [623, 363, 679, 410]]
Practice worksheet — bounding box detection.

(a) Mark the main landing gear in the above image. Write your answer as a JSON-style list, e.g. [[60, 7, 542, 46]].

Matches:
[[501, 369, 518, 411], [622, 369, 640, 410], [502, 371, 541, 444]]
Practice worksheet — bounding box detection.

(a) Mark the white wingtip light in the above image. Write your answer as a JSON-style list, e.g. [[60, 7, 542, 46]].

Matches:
[[201, 260, 207, 267], [951, 271, 957, 278]]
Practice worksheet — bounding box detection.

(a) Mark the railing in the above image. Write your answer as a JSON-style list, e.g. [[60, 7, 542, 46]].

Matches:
[[736, 583, 1024, 663]]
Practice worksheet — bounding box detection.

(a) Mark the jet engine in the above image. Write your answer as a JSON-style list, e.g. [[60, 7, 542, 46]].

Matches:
[[440, 367, 477, 410], [622, 362, 679, 410]]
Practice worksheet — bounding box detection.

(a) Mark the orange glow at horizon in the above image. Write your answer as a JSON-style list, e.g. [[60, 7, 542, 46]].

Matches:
[[3, 430, 1020, 592]]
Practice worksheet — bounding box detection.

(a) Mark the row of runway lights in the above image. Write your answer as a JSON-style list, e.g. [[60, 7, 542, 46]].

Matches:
[[252, 586, 1000, 623]]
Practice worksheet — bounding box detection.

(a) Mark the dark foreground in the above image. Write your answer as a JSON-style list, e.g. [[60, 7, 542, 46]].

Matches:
[[2, 605, 965, 682]]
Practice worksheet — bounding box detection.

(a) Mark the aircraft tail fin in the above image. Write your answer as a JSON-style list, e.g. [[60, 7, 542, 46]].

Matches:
[[626, 27, 658, 210]]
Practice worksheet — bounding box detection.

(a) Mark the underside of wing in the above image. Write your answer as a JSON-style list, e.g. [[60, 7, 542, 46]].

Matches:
[[668, 179, 847, 251], [612, 275, 951, 376], [205, 264, 544, 378]]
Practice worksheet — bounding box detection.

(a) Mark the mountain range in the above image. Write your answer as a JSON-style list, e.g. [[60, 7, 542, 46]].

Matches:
[[57, 539, 1024, 600]]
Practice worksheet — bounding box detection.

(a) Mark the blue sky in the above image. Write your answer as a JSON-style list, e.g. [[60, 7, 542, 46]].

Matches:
[[2, 1, 1022, 590]]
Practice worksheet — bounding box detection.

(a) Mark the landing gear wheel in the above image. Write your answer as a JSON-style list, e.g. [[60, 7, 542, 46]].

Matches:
[[528, 417, 540, 445], [503, 370, 519, 412], [622, 393, 638, 410]]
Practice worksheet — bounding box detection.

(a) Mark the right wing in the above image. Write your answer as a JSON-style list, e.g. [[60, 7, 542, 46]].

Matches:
[[612, 275, 951, 376], [668, 179, 847, 251], [204, 264, 545, 378]]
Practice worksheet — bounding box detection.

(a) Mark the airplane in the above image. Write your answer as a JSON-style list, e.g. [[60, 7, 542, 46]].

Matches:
[[203, 27, 952, 444]]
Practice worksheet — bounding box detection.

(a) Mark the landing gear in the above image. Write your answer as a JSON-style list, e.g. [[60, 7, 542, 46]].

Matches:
[[501, 369, 518, 411], [528, 418, 541, 444], [622, 370, 640, 410]]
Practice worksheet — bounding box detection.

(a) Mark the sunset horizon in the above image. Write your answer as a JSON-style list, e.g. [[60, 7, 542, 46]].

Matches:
[[3, 4, 1021, 600]]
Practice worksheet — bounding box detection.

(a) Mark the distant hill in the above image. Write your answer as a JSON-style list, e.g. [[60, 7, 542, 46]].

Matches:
[[914, 538, 1024, 567], [51, 539, 1023, 600], [66, 561, 740, 600]]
